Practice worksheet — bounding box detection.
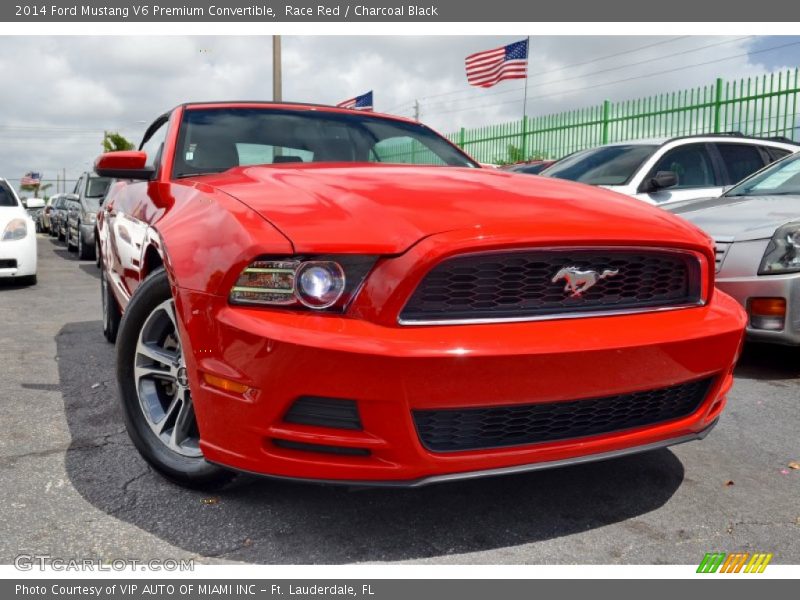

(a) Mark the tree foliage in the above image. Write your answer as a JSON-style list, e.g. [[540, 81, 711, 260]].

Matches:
[[102, 131, 135, 153]]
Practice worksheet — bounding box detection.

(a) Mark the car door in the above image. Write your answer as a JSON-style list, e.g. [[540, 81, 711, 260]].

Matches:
[[713, 142, 769, 186], [104, 116, 170, 306], [633, 142, 723, 205], [67, 175, 84, 240]]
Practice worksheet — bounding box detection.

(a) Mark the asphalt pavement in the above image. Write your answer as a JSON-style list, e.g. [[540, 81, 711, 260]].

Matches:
[[0, 235, 798, 565]]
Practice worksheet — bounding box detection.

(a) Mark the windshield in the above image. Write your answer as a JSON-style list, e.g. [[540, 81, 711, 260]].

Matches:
[[726, 152, 800, 197], [0, 184, 19, 207], [85, 176, 111, 199], [542, 144, 658, 185], [173, 107, 477, 177]]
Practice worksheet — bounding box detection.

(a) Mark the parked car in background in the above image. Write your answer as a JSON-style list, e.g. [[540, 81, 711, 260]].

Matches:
[[66, 172, 111, 259], [0, 177, 37, 285], [40, 194, 61, 234], [96, 101, 744, 489], [50, 194, 72, 241], [501, 159, 556, 175], [23, 197, 46, 232], [671, 151, 800, 345], [540, 134, 800, 205]]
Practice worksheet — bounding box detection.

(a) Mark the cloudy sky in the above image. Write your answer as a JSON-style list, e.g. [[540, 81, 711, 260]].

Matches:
[[2, 34, 800, 191]]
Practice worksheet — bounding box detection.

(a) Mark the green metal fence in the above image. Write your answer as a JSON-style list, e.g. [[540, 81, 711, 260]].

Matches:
[[440, 68, 800, 164]]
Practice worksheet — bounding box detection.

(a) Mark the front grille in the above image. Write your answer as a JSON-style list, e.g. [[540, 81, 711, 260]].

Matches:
[[0, 259, 17, 269], [399, 249, 702, 323], [413, 377, 714, 452], [714, 239, 734, 273]]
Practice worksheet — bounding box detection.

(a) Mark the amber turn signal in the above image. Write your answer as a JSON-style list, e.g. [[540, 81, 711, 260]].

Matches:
[[749, 297, 786, 316], [202, 373, 250, 394], [748, 297, 786, 331]]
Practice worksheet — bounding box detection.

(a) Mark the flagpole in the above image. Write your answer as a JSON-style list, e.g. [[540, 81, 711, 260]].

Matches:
[[521, 36, 530, 161]]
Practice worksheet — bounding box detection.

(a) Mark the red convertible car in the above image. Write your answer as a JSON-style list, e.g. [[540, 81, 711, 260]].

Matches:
[[95, 102, 746, 489]]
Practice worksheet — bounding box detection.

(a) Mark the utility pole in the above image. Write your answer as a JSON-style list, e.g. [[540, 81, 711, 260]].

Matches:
[[413, 99, 420, 121], [272, 35, 282, 102]]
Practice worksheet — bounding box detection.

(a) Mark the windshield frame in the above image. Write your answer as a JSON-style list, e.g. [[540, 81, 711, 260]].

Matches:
[[171, 106, 479, 178], [540, 143, 659, 186]]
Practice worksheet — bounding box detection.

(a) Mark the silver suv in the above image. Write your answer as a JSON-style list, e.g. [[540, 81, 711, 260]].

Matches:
[[65, 172, 111, 260], [541, 134, 800, 206]]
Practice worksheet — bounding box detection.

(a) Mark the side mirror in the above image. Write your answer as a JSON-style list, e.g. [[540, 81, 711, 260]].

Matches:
[[641, 170, 678, 193], [95, 151, 155, 181], [26, 198, 45, 209], [65, 193, 79, 202]]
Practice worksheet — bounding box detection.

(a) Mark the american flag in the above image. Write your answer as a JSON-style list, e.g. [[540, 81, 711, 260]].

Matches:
[[465, 38, 529, 88], [336, 91, 373, 111], [20, 172, 41, 186]]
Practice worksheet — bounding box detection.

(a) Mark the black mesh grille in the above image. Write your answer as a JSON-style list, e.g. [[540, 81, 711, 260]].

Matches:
[[0, 259, 17, 269], [284, 397, 361, 430], [413, 377, 714, 452], [400, 249, 701, 323]]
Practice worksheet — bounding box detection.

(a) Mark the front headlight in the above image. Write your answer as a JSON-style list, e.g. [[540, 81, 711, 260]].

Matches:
[[83, 212, 97, 224], [2, 219, 28, 241], [229, 255, 376, 311], [759, 222, 800, 274]]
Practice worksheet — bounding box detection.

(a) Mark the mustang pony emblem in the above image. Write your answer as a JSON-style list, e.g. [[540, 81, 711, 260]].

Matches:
[[552, 266, 619, 297]]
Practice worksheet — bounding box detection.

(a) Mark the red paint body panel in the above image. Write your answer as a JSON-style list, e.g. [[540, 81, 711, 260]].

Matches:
[[97, 102, 746, 484]]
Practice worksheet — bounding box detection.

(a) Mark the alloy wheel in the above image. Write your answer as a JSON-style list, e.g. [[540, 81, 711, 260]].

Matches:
[[133, 299, 201, 458]]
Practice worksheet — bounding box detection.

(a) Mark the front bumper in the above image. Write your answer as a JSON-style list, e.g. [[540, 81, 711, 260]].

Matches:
[[716, 273, 800, 344], [175, 288, 745, 484], [0, 234, 37, 278]]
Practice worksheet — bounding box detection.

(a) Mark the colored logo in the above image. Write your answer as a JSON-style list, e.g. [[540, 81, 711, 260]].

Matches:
[[697, 552, 773, 573]]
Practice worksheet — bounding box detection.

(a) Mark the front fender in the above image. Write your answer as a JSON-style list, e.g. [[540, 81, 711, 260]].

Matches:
[[145, 181, 295, 297]]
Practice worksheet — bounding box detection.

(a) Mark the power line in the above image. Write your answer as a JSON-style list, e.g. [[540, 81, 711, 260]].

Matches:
[[384, 35, 693, 113], [420, 36, 753, 114], [424, 38, 800, 118]]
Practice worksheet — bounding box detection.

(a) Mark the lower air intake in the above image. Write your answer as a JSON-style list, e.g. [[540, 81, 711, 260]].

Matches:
[[413, 377, 714, 452]]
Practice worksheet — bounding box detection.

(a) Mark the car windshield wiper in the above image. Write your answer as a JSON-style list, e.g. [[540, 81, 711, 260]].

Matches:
[[727, 191, 800, 197], [175, 171, 225, 179]]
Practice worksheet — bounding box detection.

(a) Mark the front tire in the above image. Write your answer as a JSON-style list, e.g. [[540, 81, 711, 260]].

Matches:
[[101, 267, 120, 343], [116, 269, 234, 489], [78, 227, 95, 260], [66, 227, 76, 251]]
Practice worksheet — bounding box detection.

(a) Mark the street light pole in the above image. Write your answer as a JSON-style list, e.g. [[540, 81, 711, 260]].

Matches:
[[273, 35, 282, 102]]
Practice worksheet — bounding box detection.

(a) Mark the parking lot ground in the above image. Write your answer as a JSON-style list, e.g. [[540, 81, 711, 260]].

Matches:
[[0, 235, 798, 565]]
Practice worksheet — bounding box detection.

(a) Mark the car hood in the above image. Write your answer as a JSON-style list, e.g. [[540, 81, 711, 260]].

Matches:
[[188, 164, 710, 254], [668, 194, 800, 241]]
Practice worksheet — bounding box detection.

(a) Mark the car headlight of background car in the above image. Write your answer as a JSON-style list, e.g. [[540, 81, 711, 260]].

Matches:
[[229, 255, 376, 311], [759, 222, 800, 274], [83, 212, 97, 224], [2, 218, 28, 241]]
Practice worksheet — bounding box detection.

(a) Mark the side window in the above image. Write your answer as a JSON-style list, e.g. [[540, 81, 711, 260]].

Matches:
[[716, 143, 766, 184], [140, 121, 169, 170], [649, 144, 716, 189], [765, 146, 792, 162], [72, 176, 82, 195]]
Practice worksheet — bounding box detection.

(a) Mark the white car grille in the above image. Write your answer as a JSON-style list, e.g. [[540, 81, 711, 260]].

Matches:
[[714, 239, 734, 273]]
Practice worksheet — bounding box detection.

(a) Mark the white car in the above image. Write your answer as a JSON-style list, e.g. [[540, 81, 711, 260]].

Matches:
[[540, 134, 800, 206], [0, 177, 38, 285]]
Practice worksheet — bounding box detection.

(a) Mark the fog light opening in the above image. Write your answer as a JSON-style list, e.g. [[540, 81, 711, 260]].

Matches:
[[748, 297, 786, 331]]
